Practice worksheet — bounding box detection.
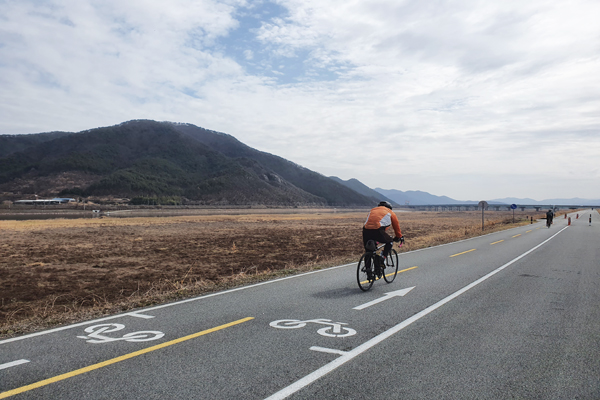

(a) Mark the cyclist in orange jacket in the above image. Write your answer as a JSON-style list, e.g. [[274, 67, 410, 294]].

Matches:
[[363, 201, 404, 272]]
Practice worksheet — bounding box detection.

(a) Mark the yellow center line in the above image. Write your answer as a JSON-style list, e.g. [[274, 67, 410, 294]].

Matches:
[[512, 234, 521, 238], [449, 249, 476, 257], [526, 230, 532, 233], [0, 317, 254, 399], [490, 240, 504, 245], [360, 266, 418, 284], [397, 266, 418, 274]]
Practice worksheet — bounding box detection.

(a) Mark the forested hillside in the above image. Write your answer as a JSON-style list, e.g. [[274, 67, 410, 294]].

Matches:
[[0, 120, 373, 206]]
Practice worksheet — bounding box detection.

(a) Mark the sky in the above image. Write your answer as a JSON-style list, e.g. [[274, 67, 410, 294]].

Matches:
[[1, 0, 599, 202]]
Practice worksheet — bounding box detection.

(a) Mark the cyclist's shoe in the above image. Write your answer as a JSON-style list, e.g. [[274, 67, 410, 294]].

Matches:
[[373, 266, 381, 278]]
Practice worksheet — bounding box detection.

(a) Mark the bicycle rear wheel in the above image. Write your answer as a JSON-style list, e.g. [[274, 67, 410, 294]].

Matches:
[[383, 248, 399, 283], [357, 253, 375, 291]]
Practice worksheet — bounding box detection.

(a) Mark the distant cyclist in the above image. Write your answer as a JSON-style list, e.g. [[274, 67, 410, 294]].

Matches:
[[546, 209, 554, 228], [363, 201, 404, 272]]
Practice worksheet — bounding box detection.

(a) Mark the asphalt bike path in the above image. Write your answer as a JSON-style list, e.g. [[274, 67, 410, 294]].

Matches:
[[280, 209, 600, 399], [1, 210, 598, 399]]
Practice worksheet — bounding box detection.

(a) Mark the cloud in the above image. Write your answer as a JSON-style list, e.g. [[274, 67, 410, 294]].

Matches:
[[0, 0, 253, 127], [1, 0, 599, 200]]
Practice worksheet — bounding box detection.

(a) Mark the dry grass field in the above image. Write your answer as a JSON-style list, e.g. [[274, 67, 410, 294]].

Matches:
[[0, 208, 548, 338]]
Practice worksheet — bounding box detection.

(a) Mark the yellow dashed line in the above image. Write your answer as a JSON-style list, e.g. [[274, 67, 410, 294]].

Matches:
[[450, 249, 476, 257]]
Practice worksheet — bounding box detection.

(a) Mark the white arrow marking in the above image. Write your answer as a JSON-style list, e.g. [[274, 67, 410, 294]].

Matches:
[[0, 359, 30, 370], [353, 287, 415, 310]]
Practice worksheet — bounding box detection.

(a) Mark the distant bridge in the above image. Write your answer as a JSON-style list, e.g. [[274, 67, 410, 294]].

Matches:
[[401, 204, 594, 212]]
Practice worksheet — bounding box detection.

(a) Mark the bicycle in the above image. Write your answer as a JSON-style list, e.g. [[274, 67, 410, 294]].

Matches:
[[357, 240, 400, 291], [546, 218, 552, 228]]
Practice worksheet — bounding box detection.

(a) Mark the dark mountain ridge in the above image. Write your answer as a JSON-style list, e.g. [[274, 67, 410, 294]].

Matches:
[[491, 197, 600, 206], [0, 131, 73, 158], [375, 188, 600, 207], [171, 123, 372, 207], [329, 177, 397, 206], [374, 188, 470, 206], [0, 120, 373, 206]]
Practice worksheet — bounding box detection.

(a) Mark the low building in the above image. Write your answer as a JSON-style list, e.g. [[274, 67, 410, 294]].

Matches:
[[14, 198, 77, 205]]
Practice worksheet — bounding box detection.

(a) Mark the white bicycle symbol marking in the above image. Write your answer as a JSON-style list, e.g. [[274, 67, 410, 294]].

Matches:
[[77, 323, 165, 344], [269, 319, 357, 338]]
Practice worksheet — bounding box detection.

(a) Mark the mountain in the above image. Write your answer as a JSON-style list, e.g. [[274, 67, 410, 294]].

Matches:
[[170, 123, 373, 206], [329, 177, 397, 206], [375, 188, 475, 206], [0, 131, 73, 158], [492, 197, 600, 206], [372, 190, 600, 207], [491, 197, 539, 205], [0, 120, 374, 206]]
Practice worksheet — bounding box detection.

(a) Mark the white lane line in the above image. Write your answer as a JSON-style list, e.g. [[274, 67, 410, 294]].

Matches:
[[127, 313, 155, 319], [310, 347, 349, 356], [264, 226, 569, 400], [0, 359, 30, 370]]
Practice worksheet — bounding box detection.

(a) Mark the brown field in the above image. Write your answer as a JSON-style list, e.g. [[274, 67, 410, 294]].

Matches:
[[0, 208, 549, 338]]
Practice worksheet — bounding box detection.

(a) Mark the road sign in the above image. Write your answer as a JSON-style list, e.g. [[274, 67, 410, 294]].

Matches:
[[479, 201, 488, 231], [510, 204, 517, 223]]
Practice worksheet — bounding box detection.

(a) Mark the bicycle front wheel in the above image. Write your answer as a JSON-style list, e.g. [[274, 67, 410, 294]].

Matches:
[[383, 249, 399, 283], [357, 253, 374, 291]]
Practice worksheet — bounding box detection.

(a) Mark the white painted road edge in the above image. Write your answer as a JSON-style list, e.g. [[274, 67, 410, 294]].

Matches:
[[264, 226, 570, 400]]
